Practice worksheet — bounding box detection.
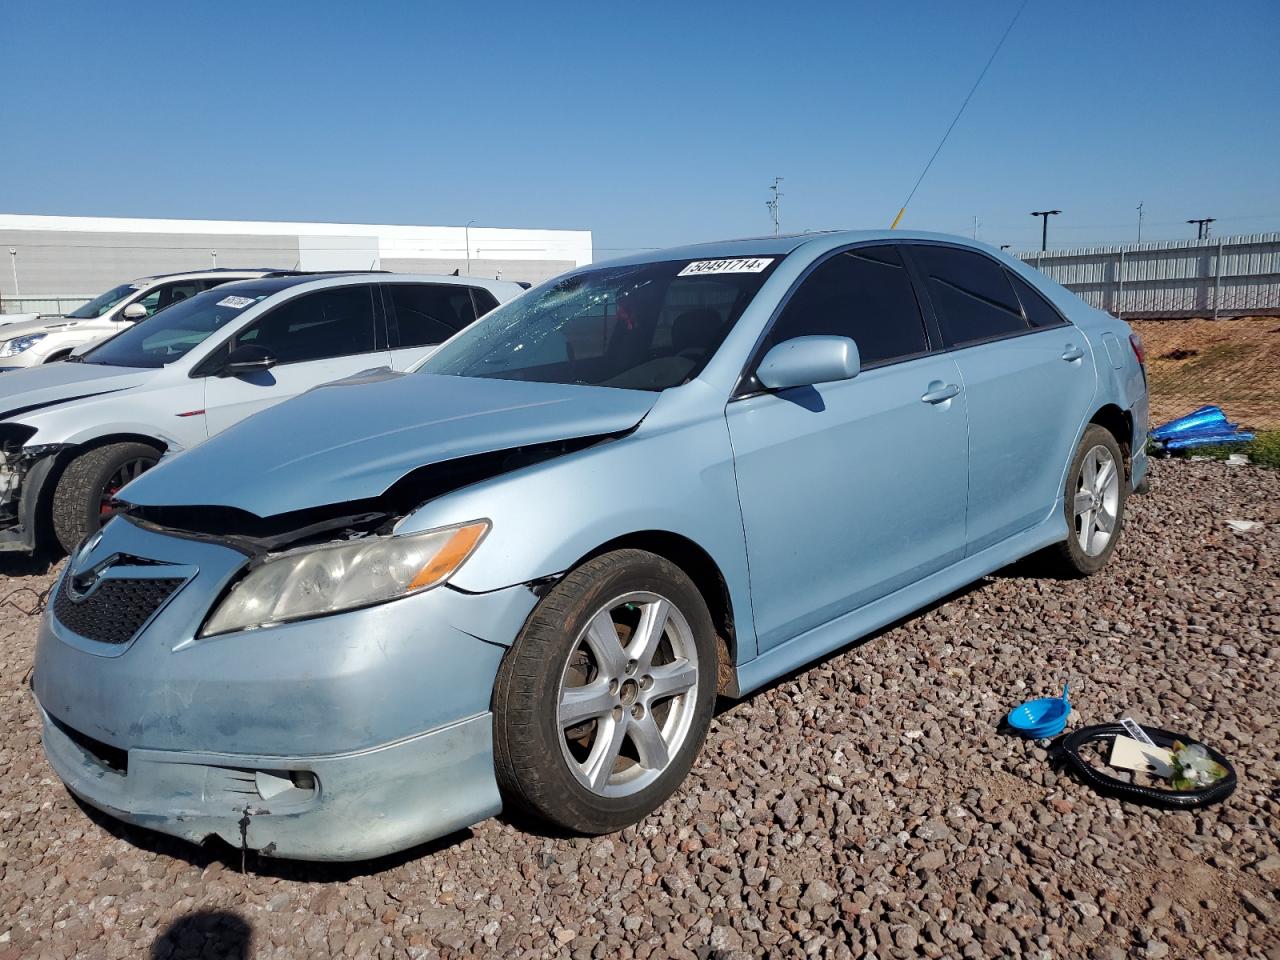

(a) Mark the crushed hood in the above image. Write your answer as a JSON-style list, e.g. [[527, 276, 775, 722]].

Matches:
[[120, 372, 658, 517], [0, 362, 153, 421]]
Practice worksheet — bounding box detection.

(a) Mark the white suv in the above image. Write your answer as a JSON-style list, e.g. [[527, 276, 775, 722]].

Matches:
[[0, 269, 280, 371], [0, 271, 523, 553]]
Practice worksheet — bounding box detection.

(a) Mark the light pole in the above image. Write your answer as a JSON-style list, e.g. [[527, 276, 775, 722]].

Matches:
[[464, 220, 476, 275], [7, 248, 17, 298], [1136, 202, 1144, 244], [1187, 218, 1215, 240], [1030, 210, 1061, 252], [766, 178, 783, 236]]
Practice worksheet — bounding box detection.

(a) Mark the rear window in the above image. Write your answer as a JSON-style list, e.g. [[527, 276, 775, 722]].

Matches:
[[386, 284, 477, 348], [910, 245, 1029, 347]]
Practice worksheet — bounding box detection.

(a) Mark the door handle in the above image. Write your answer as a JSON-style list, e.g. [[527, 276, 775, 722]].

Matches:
[[1061, 344, 1085, 362], [920, 383, 961, 404]]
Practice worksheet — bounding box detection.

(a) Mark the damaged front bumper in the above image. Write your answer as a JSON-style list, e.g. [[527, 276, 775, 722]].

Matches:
[[32, 517, 539, 861], [39, 706, 499, 861]]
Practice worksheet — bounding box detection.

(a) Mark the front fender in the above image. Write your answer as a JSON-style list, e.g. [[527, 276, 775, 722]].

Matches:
[[393, 408, 760, 663]]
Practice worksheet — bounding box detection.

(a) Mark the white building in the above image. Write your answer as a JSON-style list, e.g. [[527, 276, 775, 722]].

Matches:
[[0, 214, 593, 314]]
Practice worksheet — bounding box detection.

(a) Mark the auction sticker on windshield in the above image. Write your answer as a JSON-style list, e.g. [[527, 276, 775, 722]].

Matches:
[[677, 258, 774, 277], [216, 296, 256, 309]]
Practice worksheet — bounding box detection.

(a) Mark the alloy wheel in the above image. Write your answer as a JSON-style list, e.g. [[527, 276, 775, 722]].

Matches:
[[556, 591, 700, 798], [99, 456, 156, 518], [1072, 444, 1120, 556]]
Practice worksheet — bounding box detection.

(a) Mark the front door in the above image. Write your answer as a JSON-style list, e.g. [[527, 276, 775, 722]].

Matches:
[[727, 244, 969, 652], [203, 284, 392, 436]]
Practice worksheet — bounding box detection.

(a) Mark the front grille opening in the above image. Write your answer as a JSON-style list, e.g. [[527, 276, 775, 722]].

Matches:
[[50, 714, 128, 774], [53, 574, 186, 645]]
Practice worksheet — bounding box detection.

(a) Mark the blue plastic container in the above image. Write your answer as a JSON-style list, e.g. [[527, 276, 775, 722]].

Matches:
[[1007, 683, 1070, 739]]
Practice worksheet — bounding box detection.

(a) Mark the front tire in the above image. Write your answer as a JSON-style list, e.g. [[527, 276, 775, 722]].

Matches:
[[1049, 424, 1127, 577], [492, 549, 718, 834], [51, 442, 161, 552]]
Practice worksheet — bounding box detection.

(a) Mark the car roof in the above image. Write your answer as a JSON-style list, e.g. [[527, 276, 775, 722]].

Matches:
[[205, 272, 518, 297], [590, 229, 1011, 270], [132, 268, 282, 283]]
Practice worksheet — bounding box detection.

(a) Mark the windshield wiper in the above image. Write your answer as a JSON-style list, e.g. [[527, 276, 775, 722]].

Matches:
[[63, 353, 84, 363]]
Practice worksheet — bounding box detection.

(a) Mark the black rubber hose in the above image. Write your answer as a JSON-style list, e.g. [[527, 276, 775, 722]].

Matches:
[[1058, 722, 1237, 810]]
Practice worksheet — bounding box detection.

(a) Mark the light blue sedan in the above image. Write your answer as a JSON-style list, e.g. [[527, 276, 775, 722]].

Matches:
[[32, 231, 1148, 860]]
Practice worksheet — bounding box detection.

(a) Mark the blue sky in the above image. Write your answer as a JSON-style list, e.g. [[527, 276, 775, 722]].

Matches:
[[3, 1, 1278, 254]]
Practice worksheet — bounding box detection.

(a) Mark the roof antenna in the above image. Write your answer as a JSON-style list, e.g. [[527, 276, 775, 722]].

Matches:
[[890, 0, 1029, 229]]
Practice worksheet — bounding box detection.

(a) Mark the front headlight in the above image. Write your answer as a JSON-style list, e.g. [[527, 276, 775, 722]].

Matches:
[[0, 333, 48, 357], [200, 520, 489, 636]]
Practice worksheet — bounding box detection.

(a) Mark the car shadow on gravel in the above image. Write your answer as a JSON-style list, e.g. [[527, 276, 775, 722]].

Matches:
[[151, 909, 252, 960], [69, 793, 476, 882]]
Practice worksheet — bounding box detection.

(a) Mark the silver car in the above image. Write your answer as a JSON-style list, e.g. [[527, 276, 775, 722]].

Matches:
[[33, 231, 1148, 860]]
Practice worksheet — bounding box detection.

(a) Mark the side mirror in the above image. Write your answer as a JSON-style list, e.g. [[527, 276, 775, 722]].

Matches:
[[218, 343, 278, 377], [121, 303, 148, 321], [756, 335, 860, 391]]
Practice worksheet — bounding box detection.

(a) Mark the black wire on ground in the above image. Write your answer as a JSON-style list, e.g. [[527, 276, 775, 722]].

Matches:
[[1058, 723, 1237, 810]]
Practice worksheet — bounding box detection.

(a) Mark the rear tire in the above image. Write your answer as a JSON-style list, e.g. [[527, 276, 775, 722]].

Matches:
[[51, 442, 161, 553], [1048, 424, 1127, 577], [492, 549, 717, 834]]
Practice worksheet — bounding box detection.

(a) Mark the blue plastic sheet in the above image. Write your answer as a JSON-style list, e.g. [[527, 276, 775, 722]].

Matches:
[[1163, 431, 1255, 450], [1151, 405, 1253, 452], [1150, 405, 1227, 440]]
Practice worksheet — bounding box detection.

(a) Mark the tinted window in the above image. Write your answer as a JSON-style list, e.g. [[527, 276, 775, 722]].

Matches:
[[421, 258, 781, 391], [1007, 271, 1067, 329], [387, 284, 476, 348], [234, 285, 377, 364], [761, 245, 928, 367], [200, 277, 243, 292], [911, 245, 1028, 347], [471, 288, 499, 317], [135, 280, 202, 318]]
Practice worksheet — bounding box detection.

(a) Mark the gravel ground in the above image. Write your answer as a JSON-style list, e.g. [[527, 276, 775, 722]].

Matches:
[[1, 459, 1277, 960]]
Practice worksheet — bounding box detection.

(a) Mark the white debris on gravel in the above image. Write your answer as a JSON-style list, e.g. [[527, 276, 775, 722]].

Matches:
[[0, 459, 1276, 959]]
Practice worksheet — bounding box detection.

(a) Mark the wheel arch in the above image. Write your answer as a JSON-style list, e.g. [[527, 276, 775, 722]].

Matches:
[[1088, 403, 1134, 484], [568, 530, 739, 696], [24, 432, 170, 554]]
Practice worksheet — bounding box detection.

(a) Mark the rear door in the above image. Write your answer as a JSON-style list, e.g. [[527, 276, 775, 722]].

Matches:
[[727, 244, 969, 652], [202, 284, 392, 435], [384, 283, 494, 369], [903, 244, 1097, 554]]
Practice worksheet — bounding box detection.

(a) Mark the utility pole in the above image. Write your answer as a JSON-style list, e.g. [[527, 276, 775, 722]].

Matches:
[[765, 177, 783, 236], [972, 216, 980, 240], [1030, 210, 1061, 251], [1136, 202, 1144, 244], [465, 219, 477, 275], [1187, 217, 1215, 240]]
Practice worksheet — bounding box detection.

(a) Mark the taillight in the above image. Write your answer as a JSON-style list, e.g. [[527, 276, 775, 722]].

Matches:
[[1129, 333, 1146, 366]]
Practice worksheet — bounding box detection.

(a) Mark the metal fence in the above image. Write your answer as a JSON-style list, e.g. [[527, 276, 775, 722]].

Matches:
[[1017, 232, 1280, 319], [0, 296, 92, 316]]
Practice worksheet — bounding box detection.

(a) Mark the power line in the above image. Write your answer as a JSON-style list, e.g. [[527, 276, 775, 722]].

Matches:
[[890, 0, 1030, 229]]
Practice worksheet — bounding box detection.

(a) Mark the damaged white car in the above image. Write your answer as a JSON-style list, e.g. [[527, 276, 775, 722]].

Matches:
[[0, 272, 521, 553]]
